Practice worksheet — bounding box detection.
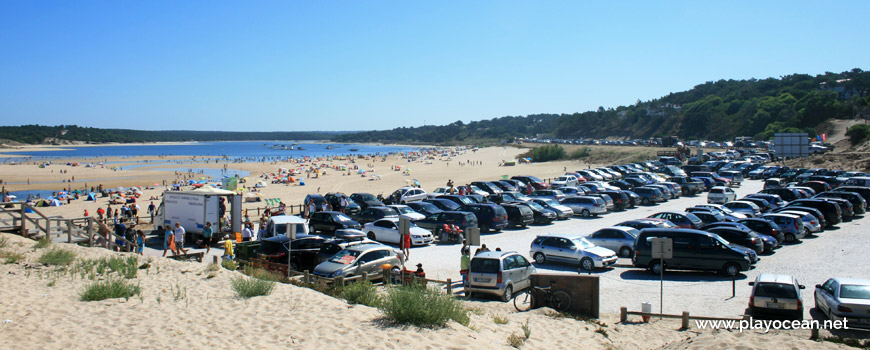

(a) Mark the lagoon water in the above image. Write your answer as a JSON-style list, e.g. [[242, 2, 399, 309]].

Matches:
[[1, 141, 417, 161]]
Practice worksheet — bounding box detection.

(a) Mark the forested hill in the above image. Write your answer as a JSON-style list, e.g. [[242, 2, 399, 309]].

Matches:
[[335, 68, 870, 143], [0, 125, 341, 144], [331, 115, 559, 144]]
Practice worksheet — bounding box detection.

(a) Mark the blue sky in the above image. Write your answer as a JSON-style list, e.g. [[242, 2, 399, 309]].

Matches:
[[1, 1, 867, 132]]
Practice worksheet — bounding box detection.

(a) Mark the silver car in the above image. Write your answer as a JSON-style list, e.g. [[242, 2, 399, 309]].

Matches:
[[467, 251, 535, 302], [585, 226, 640, 258], [778, 210, 822, 233], [723, 200, 761, 218], [815, 277, 870, 328], [748, 273, 805, 320], [531, 198, 574, 219], [760, 213, 807, 243], [559, 196, 607, 217], [530, 234, 618, 271], [313, 243, 401, 279]]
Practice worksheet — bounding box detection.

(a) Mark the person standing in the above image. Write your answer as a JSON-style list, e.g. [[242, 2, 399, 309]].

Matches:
[[174, 222, 188, 254], [148, 201, 156, 222], [460, 248, 471, 290], [402, 232, 411, 258], [136, 230, 145, 256], [159, 226, 172, 256], [339, 196, 347, 213], [223, 235, 234, 260], [241, 223, 253, 242], [202, 222, 213, 253]]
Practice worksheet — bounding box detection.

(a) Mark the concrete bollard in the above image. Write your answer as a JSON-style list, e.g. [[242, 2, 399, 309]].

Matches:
[[681, 311, 690, 329], [620, 306, 627, 323]]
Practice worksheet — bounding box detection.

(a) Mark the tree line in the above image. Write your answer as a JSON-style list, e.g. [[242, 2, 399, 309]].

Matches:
[[0, 125, 341, 144]]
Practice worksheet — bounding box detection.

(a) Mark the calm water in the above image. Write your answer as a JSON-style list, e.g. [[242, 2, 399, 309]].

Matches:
[[1, 141, 417, 162]]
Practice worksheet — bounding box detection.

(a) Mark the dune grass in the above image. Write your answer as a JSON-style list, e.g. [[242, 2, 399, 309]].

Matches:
[[33, 238, 51, 249], [79, 279, 142, 301], [1, 251, 24, 264], [341, 280, 381, 307], [231, 275, 275, 299], [38, 248, 76, 266], [378, 283, 469, 327]]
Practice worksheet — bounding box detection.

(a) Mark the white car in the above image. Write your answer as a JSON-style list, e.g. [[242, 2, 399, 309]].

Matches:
[[707, 186, 737, 204], [551, 175, 579, 188], [362, 218, 434, 246], [428, 186, 453, 199], [387, 204, 425, 221], [723, 200, 761, 218], [389, 187, 427, 204]]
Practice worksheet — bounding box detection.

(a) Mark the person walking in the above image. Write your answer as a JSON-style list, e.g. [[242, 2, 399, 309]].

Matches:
[[136, 230, 145, 256], [402, 231, 411, 258], [174, 222, 188, 254], [148, 201, 156, 222], [202, 222, 213, 253]]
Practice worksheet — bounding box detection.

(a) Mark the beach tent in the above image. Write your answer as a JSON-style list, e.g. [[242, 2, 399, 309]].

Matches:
[[49, 199, 63, 206], [243, 192, 263, 202], [86, 193, 96, 201], [255, 180, 267, 188]]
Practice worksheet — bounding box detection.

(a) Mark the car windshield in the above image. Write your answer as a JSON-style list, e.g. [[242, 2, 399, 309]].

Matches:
[[357, 194, 377, 201], [526, 202, 545, 210], [395, 206, 414, 214], [572, 238, 594, 249], [412, 203, 438, 212], [840, 285, 870, 300], [624, 228, 639, 238], [539, 199, 558, 206], [754, 282, 798, 299], [328, 249, 361, 264], [334, 214, 354, 222]]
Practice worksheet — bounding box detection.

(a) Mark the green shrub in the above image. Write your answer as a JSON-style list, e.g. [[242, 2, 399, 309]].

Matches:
[[846, 124, 870, 145], [1, 251, 23, 264], [79, 279, 142, 301], [493, 315, 509, 324], [231, 276, 275, 299], [221, 259, 238, 271], [569, 147, 591, 159], [378, 284, 469, 327], [244, 266, 285, 283], [518, 144, 566, 162], [341, 280, 380, 307], [0, 236, 8, 248], [106, 256, 138, 279], [33, 238, 51, 249], [38, 248, 76, 266]]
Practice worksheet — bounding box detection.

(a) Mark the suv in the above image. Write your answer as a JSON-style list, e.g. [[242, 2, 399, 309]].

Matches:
[[707, 186, 736, 204], [313, 243, 401, 279], [530, 234, 618, 271], [461, 203, 509, 232], [787, 199, 841, 227], [257, 234, 326, 271], [416, 211, 479, 236], [666, 176, 704, 196], [350, 206, 399, 224], [559, 196, 607, 217], [308, 211, 362, 235], [500, 203, 534, 228], [511, 175, 549, 190], [748, 274, 805, 320], [632, 228, 752, 277], [324, 192, 362, 216], [467, 251, 535, 301]]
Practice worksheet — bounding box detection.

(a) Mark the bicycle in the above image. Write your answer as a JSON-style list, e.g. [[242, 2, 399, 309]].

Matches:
[[513, 282, 572, 312]]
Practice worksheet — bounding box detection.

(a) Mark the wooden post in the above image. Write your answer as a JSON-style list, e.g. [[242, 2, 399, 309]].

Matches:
[[67, 220, 73, 243], [361, 272, 368, 282], [811, 323, 819, 340], [335, 276, 344, 292], [45, 219, 51, 241], [213, 255, 219, 264], [620, 307, 627, 323], [304, 270, 310, 285], [87, 218, 94, 247], [382, 267, 390, 283], [681, 311, 690, 329], [19, 205, 26, 236], [446, 278, 452, 295]]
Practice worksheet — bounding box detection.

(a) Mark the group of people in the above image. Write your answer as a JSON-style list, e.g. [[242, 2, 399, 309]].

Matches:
[[160, 222, 190, 256], [111, 218, 147, 255]]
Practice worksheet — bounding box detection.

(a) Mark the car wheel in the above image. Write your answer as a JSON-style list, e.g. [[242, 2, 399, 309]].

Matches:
[[785, 233, 796, 243], [580, 257, 594, 271], [722, 263, 740, 277], [367, 232, 376, 241], [619, 247, 632, 258], [682, 188, 689, 196], [501, 285, 513, 302], [642, 198, 651, 205], [534, 252, 546, 264], [581, 209, 590, 217], [649, 260, 664, 274], [480, 224, 490, 233]]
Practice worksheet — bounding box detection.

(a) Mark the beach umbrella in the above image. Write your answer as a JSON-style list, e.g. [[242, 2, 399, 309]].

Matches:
[[49, 199, 62, 206]]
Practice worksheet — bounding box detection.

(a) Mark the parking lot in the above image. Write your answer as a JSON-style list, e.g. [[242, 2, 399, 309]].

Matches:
[[413, 179, 869, 319]]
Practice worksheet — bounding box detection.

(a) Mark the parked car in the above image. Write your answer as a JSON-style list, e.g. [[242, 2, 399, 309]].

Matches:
[[471, 181, 503, 195], [749, 274, 805, 320], [415, 211, 479, 237], [303, 194, 330, 212], [530, 234, 618, 271], [260, 215, 309, 241], [386, 204, 426, 221], [436, 194, 475, 207], [387, 187, 428, 204], [313, 243, 402, 279], [632, 228, 752, 277], [350, 206, 399, 224], [723, 200, 762, 218], [707, 186, 737, 204], [601, 190, 629, 211], [529, 189, 566, 202], [530, 198, 574, 219], [308, 211, 362, 235], [647, 212, 703, 229], [362, 218, 434, 246], [461, 203, 509, 232], [406, 201, 443, 218], [787, 199, 841, 227], [667, 176, 704, 196], [816, 191, 868, 214], [585, 226, 640, 258], [687, 209, 727, 225], [500, 202, 534, 228], [511, 175, 549, 190], [467, 251, 535, 301], [324, 192, 362, 216], [248, 235, 325, 271], [774, 210, 822, 233], [425, 198, 462, 211], [559, 196, 607, 217], [772, 206, 827, 229], [737, 218, 786, 244], [551, 175, 580, 188], [316, 238, 374, 264], [615, 219, 677, 230], [349, 193, 385, 210], [705, 226, 765, 254], [510, 201, 557, 225], [814, 277, 870, 328], [759, 213, 807, 243], [634, 186, 666, 205]]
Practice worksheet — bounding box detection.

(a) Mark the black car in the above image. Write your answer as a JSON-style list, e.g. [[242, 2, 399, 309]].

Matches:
[[738, 218, 785, 244], [406, 201, 443, 217], [304, 194, 330, 212], [425, 198, 462, 211], [324, 192, 362, 216], [833, 186, 870, 203], [500, 203, 534, 228], [787, 199, 841, 227], [460, 203, 509, 232], [488, 192, 522, 204], [492, 180, 519, 192], [691, 211, 727, 225], [819, 197, 854, 218], [258, 234, 325, 271], [471, 181, 503, 195], [609, 180, 634, 191], [416, 211, 479, 236], [705, 226, 765, 254], [602, 190, 629, 211], [511, 201, 556, 225], [759, 188, 800, 202], [816, 191, 867, 214], [349, 193, 384, 210], [350, 206, 399, 224], [308, 211, 362, 235], [437, 194, 475, 207]]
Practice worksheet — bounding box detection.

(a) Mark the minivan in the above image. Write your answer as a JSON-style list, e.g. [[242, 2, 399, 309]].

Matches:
[[461, 203, 509, 232], [500, 203, 534, 228], [632, 228, 752, 277], [467, 251, 535, 301]]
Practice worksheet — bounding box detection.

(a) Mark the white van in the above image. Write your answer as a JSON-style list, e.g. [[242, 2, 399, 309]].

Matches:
[[260, 215, 309, 240]]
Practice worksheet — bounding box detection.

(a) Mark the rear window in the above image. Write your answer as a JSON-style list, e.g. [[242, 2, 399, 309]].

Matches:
[[493, 206, 507, 217], [754, 283, 798, 299], [710, 188, 724, 194], [470, 258, 500, 273], [840, 285, 870, 300]]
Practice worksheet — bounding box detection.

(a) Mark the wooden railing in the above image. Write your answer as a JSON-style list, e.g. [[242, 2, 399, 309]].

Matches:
[[0, 202, 136, 252], [619, 306, 744, 329]]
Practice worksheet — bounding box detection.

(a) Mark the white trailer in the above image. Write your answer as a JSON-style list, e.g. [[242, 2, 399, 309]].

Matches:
[[154, 187, 238, 239]]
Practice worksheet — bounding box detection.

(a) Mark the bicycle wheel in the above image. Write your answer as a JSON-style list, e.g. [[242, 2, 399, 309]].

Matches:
[[550, 291, 572, 312], [513, 290, 533, 312]]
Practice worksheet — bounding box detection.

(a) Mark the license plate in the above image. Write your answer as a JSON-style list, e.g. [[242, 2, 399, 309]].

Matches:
[[765, 302, 783, 309], [474, 278, 490, 283]]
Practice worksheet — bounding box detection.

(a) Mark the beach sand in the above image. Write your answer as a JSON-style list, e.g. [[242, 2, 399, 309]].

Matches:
[[0, 232, 852, 350]]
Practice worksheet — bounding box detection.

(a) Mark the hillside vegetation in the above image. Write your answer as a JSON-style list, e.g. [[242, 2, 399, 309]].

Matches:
[[0, 125, 340, 145]]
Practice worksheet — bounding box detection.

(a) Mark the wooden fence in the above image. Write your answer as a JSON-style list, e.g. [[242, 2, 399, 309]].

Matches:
[[0, 202, 137, 252], [619, 306, 744, 329]]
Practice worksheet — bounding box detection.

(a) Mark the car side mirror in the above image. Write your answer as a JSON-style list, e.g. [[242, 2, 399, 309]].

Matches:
[[748, 281, 754, 286], [799, 285, 805, 289], [815, 284, 822, 289]]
